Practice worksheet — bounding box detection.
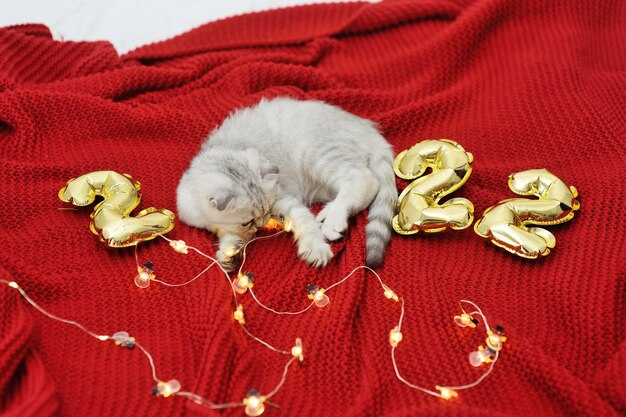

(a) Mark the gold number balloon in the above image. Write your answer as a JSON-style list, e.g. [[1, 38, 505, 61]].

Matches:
[[59, 171, 175, 247], [393, 139, 474, 234], [474, 169, 580, 258]]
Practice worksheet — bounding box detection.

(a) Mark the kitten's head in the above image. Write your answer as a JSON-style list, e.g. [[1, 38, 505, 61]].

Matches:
[[177, 148, 279, 239]]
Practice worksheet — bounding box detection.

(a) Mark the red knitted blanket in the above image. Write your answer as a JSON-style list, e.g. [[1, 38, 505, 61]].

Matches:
[[1, 1, 624, 416]]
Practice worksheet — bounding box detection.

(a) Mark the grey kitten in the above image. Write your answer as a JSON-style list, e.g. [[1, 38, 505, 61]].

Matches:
[[176, 98, 397, 270]]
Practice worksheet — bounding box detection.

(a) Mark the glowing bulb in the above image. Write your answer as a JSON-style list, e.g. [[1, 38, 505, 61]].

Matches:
[[382, 284, 399, 302], [134, 263, 154, 288], [291, 338, 304, 362], [97, 335, 109, 341], [307, 285, 329, 308], [154, 379, 181, 398], [436, 386, 458, 400], [454, 313, 476, 328], [8, 281, 19, 289], [485, 327, 506, 351], [244, 390, 266, 416], [389, 326, 403, 347], [283, 216, 293, 232], [169, 240, 188, 254], [233, 272, 254, 294], [233, 304, 245, 324]]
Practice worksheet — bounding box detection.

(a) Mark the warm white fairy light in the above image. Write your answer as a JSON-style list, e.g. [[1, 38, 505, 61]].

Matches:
[[0, 278, 300, 413], [3, 224, 506, 414], [389, 326, 403, 347], [291, 338, 304, 362], [234, 272, 254, 294], [234, 304, 246, 324], [391, 299, 504, 400], [382, 284, 399, 302], [243, 390, 266, 416], [436, 386, 458, 400], [169, 240, 189, 254]]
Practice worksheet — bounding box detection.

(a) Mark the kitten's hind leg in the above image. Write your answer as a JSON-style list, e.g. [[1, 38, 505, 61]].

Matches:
[[316, 171, 378, 241], [273, 194, 333, 267]]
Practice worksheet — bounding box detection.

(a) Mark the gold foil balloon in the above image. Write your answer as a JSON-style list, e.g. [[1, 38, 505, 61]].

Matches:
[[59, 171, 175, 247], [393, 139, 474, 234], [474, 169, 580, 258]]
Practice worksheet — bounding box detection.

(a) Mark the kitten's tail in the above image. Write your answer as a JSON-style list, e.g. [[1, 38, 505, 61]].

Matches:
[[365, 144, 397, 268]]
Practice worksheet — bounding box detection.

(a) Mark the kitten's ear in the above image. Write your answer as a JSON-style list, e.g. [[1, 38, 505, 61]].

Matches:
[[209, 190, 236, 211]]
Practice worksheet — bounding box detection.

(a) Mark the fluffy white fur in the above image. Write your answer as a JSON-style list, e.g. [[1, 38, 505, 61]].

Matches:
[[177, 98, 397, 270]]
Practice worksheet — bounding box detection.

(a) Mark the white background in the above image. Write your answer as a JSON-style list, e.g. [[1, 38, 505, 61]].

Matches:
[[1, 0, 372, 54]]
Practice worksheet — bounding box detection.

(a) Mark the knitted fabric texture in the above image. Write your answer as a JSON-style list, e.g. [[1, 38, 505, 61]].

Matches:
[[0, 1, 624, 416]]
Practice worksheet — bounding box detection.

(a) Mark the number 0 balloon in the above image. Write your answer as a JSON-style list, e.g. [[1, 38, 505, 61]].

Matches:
[[59, 171, 175, 247]]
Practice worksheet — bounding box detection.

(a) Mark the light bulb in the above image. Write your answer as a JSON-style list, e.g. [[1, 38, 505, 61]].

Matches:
[[283, 216, 293, 232], [233, 304, 245, 324], [244, 390, 266, 416], [8, 281, 19, 289], [97, 335, 109, 341], [454, 313, 476, 328], [436, 386, 458, 400], [234, 272, 254, 294], [485, 327, 506, 351], [134, 263, 154, 288], [169, 240, 188, 254], [307, 285, 329, 308], [389, 326, 403, 347], [382, 284, 399, 302], [153, 379, 181, 398], [291, 338, 304, 362]]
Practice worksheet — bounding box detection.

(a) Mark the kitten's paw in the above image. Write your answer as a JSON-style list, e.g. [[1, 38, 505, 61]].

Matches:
[[216, 250, 238, 272], [297, 234, 333, 267], [321, 217, 348, 241], [317, 205, 348, 242]]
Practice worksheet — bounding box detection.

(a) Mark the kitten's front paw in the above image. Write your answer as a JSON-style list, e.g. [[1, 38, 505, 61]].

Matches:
[[216, 250, 238, 272], [297, 234, 333, 268], [316, 205, 348, 242]]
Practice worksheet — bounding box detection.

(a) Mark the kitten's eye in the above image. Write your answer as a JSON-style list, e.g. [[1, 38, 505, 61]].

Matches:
[[241, 219, 254, 227]]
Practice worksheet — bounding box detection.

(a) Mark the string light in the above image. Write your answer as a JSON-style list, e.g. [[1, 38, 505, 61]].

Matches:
[[153, 380, 182, 398], [382, 284, 399, 302], [169, 240, 189, 254], [134, 262, 155, 288], [306, 285, 329, 308], [291, 338, 304, 362], [234, 304, 246, 324], [243, 390, 266, 416], [234, 272, 254, 294], [389, 326, 403, 347], [454, 312, 478, 328], [0, 278, 300, 414], [390, 299, 505, 400], [436, 386, 458, 400], [112, 331, 136, 349], [2, 219, 507, 414]]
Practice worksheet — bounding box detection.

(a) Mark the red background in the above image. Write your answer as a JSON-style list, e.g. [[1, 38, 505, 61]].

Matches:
[[0, 0, 624, 416]]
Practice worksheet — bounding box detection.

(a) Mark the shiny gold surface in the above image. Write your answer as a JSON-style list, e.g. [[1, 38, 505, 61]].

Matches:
[[393, 139, 474, 234], [474, 169, 580, 258], [59, 171, 175, 247]]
